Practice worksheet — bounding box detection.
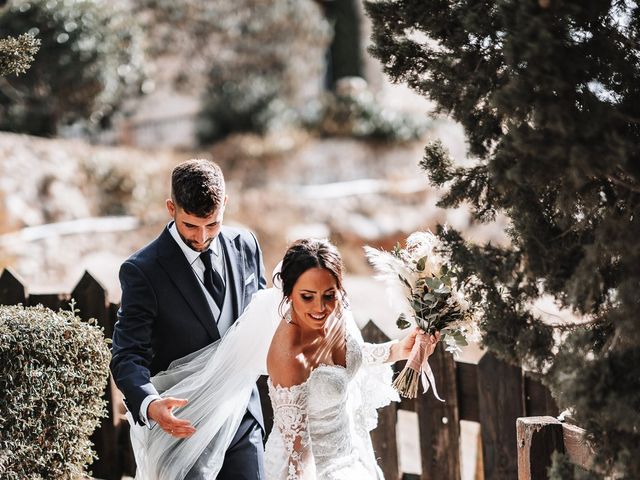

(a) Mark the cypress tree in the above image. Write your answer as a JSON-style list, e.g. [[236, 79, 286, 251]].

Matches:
[[366, 1, 640, 477]]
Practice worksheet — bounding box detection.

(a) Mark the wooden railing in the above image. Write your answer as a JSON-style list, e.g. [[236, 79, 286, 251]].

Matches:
[[0, 268, 561, 480], [517, 416, 598, 480]]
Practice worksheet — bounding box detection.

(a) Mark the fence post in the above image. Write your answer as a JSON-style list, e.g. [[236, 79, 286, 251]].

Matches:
[[72, 272, 119, 480], [524, 375, 558, 417], [361, 320, 400, 480], [456, 361, 479, 422], [516, 416, 564, 480], [257, 375, 274, 438], [27, 292, 70, 310], [477, 351, 524, 479], [0, 268, 27, 305], [417, 342, 461, 480]]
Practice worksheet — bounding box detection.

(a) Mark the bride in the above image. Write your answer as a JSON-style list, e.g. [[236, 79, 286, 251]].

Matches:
[[127, 238, 439, 479]]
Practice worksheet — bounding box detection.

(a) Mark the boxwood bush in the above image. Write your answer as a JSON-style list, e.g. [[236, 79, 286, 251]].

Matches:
[[0, 304, 110, 479]]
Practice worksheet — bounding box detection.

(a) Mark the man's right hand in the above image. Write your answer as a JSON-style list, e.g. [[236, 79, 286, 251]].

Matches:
[[147, 397, 196, 438]]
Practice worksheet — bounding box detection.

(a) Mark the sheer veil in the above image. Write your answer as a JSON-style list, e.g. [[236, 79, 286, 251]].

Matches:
[[127, 284, 282, 480]]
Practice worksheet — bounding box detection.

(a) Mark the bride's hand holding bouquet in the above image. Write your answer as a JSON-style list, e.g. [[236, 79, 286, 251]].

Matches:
[[389, 327, 441, 364], [365, 231, 481, 399]]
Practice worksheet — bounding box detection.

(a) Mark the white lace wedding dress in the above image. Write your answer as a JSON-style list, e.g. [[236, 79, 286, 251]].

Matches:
[[265, 328, 398, 480]]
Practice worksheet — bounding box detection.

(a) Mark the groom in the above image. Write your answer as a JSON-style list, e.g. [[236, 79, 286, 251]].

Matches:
[[110, 159, 266, 479]]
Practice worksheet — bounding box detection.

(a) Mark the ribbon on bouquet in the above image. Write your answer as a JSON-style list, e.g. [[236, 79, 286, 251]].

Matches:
[[393, 331, 445, 401], [420, 356, 444, 402]]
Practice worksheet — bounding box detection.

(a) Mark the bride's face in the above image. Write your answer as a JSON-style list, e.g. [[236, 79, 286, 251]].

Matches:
[[290, 267, 339, 330]]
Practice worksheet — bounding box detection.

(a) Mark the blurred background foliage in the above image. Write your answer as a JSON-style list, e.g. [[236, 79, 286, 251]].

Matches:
[[0, 0, 426, 143], [191, 1, 331, 143], [0, 0, 146, 136]]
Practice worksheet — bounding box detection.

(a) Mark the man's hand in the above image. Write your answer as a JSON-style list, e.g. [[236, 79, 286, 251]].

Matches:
[[147, 397, 196, 438]]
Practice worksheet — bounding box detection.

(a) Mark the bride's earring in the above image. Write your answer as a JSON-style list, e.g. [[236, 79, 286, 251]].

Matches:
[[335, 293, 348, 320], [284, 299, 293, 324]]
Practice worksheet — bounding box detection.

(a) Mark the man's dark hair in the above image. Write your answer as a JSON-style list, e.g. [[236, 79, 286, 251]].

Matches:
[[171, 159, 225, 217]]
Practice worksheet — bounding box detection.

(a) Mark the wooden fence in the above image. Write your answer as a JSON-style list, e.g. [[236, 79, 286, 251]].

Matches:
[[0, 268, 561, 480], [516, 416, 598, 480]]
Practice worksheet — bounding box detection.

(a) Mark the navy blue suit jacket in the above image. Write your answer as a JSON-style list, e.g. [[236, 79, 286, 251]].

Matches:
[[110, 224, 267, 428]]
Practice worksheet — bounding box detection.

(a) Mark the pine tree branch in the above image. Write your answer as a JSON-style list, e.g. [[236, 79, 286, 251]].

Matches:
[[607, 175, 640, 194]]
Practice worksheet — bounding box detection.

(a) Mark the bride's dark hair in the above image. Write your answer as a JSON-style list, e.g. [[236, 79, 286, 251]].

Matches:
[[274, 238, 346, 315]]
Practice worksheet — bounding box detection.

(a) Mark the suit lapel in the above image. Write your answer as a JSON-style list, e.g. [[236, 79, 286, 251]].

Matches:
[[219, 228, 244, 319], [156, 227, 221, 341]]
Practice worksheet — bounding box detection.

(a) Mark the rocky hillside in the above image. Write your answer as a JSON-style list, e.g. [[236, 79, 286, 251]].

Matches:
[[0, 126, 509, 339]]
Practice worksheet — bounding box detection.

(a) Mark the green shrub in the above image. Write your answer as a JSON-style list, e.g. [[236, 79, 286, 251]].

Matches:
[[313, 76, 429, 142], [194, 0, 330, 144], [0, 0, 146, 136], [0, 303, 111, 479]]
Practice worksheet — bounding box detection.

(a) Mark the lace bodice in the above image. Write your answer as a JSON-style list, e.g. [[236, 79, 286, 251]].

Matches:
[[265, 334, 394, 480]]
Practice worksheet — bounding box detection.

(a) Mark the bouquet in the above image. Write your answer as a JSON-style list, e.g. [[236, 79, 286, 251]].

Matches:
[[364, 231, 481, 399]]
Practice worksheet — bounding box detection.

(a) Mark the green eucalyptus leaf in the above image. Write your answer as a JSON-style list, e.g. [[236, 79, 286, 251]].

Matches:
[[423, 293, 436, 302], [396, 313, 411, 329], [416, 256, 427, 272]]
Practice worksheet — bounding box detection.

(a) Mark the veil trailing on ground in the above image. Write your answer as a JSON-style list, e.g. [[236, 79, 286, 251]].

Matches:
[[127, 265, 399, 480]]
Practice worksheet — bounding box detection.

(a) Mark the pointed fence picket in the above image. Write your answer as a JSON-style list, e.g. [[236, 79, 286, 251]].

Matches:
[[0, 268, 563, 480]]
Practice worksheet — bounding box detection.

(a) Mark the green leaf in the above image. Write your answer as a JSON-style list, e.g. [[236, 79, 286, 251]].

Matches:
[[425, 277, 440, 290], [423, 293, 436, 302], [396, 313, 411, 329]]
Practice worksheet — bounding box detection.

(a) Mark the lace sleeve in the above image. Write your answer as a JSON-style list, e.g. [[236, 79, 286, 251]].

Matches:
[[268, 381, 315, 480], [361, 340, 398, 365]]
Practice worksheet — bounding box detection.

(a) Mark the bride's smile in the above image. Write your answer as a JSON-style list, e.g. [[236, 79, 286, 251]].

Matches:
[[289, 267, 339, 332]]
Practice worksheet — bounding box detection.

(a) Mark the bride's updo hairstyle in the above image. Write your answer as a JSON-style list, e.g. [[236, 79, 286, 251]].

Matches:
[[275, 238, 346, 312]]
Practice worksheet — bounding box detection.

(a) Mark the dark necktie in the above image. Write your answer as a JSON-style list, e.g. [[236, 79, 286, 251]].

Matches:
[[200, 250, 225, 310]]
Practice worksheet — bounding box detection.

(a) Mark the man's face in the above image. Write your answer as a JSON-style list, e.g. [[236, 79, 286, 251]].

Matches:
[[166, 197, 227, 252]]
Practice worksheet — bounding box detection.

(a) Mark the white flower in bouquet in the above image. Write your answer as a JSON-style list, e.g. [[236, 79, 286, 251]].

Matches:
[[362, 245, 416, 321], [365, 231, 481, 398], [405, 231, 444, 276]]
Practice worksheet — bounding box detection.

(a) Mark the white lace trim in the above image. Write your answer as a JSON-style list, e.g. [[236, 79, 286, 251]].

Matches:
[[361, 340, 396, 365]]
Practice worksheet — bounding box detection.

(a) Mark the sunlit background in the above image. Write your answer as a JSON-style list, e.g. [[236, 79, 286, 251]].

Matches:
[[0, 1, 543, 478]]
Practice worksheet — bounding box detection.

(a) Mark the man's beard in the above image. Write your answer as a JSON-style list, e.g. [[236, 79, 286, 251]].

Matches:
[[180, 232, 214, 252]]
